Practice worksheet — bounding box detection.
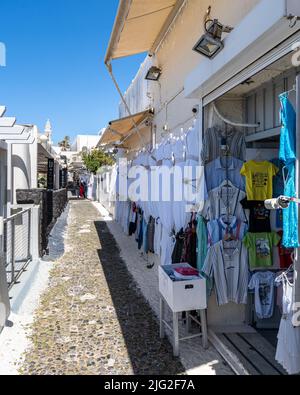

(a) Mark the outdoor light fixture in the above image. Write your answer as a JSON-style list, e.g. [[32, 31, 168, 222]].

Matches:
[[193, 6, 234, 59], [145, 66, 162, 81]]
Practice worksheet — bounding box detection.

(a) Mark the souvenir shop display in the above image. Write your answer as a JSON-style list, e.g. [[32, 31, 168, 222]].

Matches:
[[200, 123, 249, 307], [114, 118, 202, 270], [198, 87, 299, 374], [113, 85, 300, 374]]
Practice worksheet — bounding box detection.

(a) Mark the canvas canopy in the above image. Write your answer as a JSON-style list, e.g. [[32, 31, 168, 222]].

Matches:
[[105, 0, 185, 63], [99, 110, 153, 146]]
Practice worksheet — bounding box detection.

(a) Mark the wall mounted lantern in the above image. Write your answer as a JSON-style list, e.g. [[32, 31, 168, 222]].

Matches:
[[145, 66, 162, 81], [193, 6, 234, 59]]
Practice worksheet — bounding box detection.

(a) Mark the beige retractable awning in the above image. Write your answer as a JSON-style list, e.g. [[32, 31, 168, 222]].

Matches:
[[99, 110, 153, 146], [105, 0, 185, 63]]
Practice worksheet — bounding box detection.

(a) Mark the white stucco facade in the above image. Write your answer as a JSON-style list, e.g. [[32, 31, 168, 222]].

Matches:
[[113, 0, 300, 328], [71, 135, 101, 153], [119, 0, 261, 143]]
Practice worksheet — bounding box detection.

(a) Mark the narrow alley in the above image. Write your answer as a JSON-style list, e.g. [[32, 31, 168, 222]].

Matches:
[[19, 201, 184, 375]]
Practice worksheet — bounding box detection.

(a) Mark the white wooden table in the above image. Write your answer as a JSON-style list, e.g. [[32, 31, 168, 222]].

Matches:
[[159, 295, 208, 357]]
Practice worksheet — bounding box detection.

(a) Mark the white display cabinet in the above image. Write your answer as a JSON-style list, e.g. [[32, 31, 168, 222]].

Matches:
[[159, 264, 207, 313], [158, 264, 208, 356]]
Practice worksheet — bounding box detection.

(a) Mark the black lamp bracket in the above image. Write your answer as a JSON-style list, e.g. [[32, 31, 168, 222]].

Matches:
[[204, 6, 234, 36], [287, 14, 300, 28]]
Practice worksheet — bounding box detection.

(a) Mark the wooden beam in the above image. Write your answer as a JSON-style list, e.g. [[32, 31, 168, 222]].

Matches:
[[0, 117, 16, 127], [208, 330, 250, 375]]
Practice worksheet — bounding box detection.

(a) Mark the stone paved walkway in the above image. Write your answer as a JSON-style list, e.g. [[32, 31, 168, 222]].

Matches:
[[20, 201, 184, 375]]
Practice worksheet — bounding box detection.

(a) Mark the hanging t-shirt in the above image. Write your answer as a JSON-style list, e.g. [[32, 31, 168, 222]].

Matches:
[[205, 156, 245, 194], [202, 240, 249, 306], [243, 232, 280, 269], [248, 271, 276, 320], [240, 198, 271, 233], [201, 127, 246, 165], [240, 161, 278, 201], [201, 182, 247, 222], [207, 216, 248, 246]]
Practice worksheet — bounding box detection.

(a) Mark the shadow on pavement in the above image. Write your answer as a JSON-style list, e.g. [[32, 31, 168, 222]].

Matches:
[[94, 220, 185, 375]]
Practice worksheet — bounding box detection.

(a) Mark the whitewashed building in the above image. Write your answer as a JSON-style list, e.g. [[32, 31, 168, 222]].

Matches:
[[100, 0, 300, 375]]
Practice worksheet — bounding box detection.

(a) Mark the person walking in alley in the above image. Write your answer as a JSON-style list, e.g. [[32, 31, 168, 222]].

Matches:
[[79, 183, 85, 199]]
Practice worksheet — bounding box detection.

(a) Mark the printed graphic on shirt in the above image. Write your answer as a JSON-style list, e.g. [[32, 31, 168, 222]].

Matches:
[[254, 205, 270, 220], [259, 283, 272, 306], [243, 232, 280, 269], [252, 172, 269, 188], [256, 238, 271, 258], [240, 198, 271, 233], [240, 161, 278, 201]]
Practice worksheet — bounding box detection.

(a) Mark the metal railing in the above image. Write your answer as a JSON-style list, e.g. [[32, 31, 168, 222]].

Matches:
[[3, 209, 32, 289]]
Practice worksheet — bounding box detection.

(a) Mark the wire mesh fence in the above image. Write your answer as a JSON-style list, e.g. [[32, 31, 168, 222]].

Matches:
[[3, 209, 31, 289]]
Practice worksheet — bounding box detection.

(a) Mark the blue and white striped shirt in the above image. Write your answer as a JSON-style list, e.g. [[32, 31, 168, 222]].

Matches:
[[202, 240, 249, 306]]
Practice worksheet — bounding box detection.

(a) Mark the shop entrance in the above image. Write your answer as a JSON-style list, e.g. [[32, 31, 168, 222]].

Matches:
[[201, 51, 300, 375]]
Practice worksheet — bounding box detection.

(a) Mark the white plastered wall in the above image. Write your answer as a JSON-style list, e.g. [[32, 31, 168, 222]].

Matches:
[[146, 0, 260, 141], [0, 148, 7, 217], [12, 127, 38, 204], [120, 0, 260, 144]]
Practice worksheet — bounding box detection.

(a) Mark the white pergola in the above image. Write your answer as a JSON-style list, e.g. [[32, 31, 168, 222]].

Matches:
[[0, 106, 37, 216]]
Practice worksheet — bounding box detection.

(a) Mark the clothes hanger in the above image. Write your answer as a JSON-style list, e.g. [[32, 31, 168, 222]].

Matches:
[[221, 214, 234, 225], [219, 179, 234, 189], [223, 229, 237, 242], [283, 84, 296, 96], [275, 263, 294, 284], [254, 150, 264, 162]]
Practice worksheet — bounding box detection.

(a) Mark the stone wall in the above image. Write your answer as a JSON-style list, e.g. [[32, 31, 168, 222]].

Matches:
[[53, 189, 68, 221], [16, 189, 68, 256]]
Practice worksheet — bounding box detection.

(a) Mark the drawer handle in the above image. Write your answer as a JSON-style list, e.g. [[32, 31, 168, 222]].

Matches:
[[185, 284, 194, 290]]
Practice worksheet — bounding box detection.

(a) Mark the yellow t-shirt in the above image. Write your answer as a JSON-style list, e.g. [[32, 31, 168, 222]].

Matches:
[[240, 161, 278, 201]]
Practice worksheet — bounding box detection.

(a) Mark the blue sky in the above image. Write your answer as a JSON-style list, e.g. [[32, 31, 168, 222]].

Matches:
[[0, 0, 145, 144]]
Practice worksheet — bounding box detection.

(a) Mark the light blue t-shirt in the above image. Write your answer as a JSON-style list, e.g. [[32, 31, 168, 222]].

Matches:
[[248, 271, 275, 320], [205, 156, 245, 196]]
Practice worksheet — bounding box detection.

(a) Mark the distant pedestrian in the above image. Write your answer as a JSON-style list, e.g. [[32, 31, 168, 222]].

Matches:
[[79, 183, 85, 199]]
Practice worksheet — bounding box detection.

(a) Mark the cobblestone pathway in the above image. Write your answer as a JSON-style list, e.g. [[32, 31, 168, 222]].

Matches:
[[20, 201, 184, 375]]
